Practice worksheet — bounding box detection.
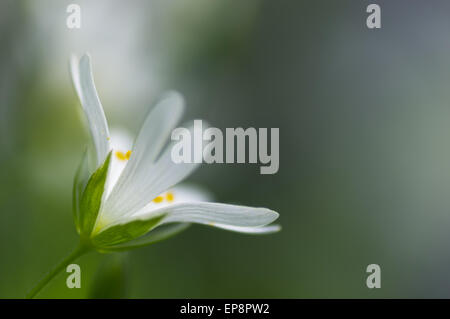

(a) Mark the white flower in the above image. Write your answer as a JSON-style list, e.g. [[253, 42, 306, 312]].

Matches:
[[70, 54, 280, 251]]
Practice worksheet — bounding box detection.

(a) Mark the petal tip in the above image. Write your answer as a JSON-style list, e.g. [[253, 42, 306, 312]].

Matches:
[[269, 224, 282, 232], [256, 208, 279, 224], [162, 90, 185, 113], [151, 90, 185, 124], [80, 52, 91, 63]]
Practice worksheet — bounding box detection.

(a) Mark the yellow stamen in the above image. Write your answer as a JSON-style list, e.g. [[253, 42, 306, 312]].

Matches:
[[153, 196, 164, 203], [115, 151, 127, 161], [115, 150, 132, 161], [166, 192, 174, 202]]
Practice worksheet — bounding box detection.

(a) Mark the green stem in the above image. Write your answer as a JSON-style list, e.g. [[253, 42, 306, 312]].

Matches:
[[26, 241, 91, 299]]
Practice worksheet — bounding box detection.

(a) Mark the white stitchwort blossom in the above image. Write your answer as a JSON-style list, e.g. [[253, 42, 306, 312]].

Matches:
[[26, 54, 280, 299], [70, 54, 280, 252]]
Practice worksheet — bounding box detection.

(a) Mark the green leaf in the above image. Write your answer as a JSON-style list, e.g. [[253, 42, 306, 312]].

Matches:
[[91, 214, 165, 248], [79, 152, 112, 236], [72, 148, 89, 233], [101, 223, 191, 252]]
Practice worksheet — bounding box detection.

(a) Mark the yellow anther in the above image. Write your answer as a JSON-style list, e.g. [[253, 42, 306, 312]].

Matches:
[[115, 151, 127, 161], [115, 150, 132, 161], [153, 196, 164, 203], [166, 192, 174, 202]]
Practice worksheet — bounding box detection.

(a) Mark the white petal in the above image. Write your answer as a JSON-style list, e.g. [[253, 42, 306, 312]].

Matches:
[[70, 54, 111, 167], [132, 202, 279, 232], [101, 92, 186, 222], [209, 224, 281, 234], [135, 121, 210, 206], [70, 55, 82, 100], [106, 128, 134, 197]]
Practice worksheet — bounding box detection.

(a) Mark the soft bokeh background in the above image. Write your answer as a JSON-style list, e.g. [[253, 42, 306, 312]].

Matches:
[[2, 0, 450, 298]]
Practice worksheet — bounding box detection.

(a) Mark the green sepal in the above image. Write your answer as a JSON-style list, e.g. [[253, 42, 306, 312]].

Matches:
[[91, 214, 165, 248], [79, 152, 112, 236], [72, 148, 90, 233], [100, 223, 191, 252]]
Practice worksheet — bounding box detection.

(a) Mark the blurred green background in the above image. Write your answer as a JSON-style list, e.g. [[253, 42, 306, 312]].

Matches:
[[2, 0, 450, 298]]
